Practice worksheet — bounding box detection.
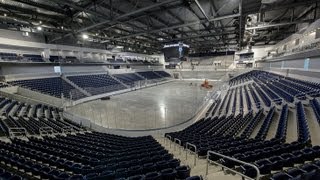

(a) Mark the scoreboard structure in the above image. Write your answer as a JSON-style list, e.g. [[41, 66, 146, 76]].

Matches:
[[163, 43, 189, 62]]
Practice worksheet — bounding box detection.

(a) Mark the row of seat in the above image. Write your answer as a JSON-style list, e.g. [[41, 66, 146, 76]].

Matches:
[[9, 77, 87, 100], [240, 146, 320, 178], [271, 160, 320, 180], [239, 87, 244, 114], [0, 131, 194, 179], [137, 72, 162, 80], [224, 89, 234, 114], [252, 83, 272, 107], [218, 90, 231, 115], [154, 71, 171, 78], [67, 74, 126, 95], [240, 109, 263, 139], [310, 98, 320, 124], [113, 73, 145, 87], [255, 107, 275, 140], [296, 102, 311, 143], [9, 71, 170, 100], [248, 84, 261, 109], [230, 70, 320, 104], [232, 88, 238, 114], [0, 95, 83, 137], [166, 70, 320, 179], [167, 102, 316, 179], [23, 54, 44, 62], [275, 104, 289, 140], [244, 85, 252, 111]]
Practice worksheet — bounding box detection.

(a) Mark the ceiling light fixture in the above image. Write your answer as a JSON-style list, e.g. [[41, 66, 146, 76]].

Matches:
[[82, 34, 89, 39], [37, 26, 42, 31]]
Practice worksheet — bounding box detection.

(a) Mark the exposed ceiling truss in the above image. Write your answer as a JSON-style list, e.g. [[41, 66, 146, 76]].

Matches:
[[0, 0, 319, 54]]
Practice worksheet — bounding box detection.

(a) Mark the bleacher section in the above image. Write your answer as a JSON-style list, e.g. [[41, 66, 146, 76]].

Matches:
[[65, 56, 80, 63], [137, 71, 162, 80], [0, 97, 191, 180], [8, 71, 170, 100], [0, 132, 191, 180], [0, 96, 82, 137], [0, 53, 44, 62], [9, 77, 87, 100], [49, 56, 61, 62], [1, 69, 320, 179], [229, 70, 320, 105], [108, 59, 125, 64], [0, 52, 18, 61], [0, 82, 9, 88], [165, 70, 320, 180], [154, 71, 171, 78], [0, 91, 195, 180], [66, 74, 126, 95], [113, 73, 145, 87], [23, 54, 44, 62]]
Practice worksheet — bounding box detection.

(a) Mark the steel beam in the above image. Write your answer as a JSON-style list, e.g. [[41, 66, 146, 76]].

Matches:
[[0, 2, 64, 21], [12, 0, 66, 14], [246, 20, 312, 30], [76, 0, 179, 33], [111, 13, 240, 40], [50, 0, 179, 42], [194, 0, 210, 21], [162, 31, 236, 42], [73, 0, 108, 18], [48, 0, 106, 18], [239, 0, 242, 49]]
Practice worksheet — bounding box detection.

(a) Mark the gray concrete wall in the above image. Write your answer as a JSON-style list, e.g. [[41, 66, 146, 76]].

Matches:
[[0, 29, 45, 43], [269, 68, 320, 82], [1, 65, 55, 76], [259, 55, 320, 71]]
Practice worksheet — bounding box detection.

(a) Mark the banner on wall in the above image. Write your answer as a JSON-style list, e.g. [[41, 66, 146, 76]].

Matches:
[[304, 58, 310, 70], [54, 66, 61, 74]]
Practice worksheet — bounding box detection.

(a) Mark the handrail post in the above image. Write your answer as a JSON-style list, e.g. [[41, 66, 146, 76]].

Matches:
[[206, 152, 209, 175], [206, 150, 260, 180], [165, 135, 172, 148], [174, 138, 182, 154], [186, 142, 197, 166]]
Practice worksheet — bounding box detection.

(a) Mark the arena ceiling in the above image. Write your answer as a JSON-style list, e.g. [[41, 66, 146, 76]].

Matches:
[[0, 0, 319, 54]]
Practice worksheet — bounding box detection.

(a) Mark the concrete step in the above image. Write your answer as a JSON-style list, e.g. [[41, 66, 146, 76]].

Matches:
[[266, 109, 280, 140], [286, 108, 298, 143], [157, 138, 232, 179], [206, 171, 243, 180]]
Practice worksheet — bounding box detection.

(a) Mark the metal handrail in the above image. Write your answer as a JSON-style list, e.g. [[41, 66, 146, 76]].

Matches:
[[206, 150, 260, 180], [8, 127, 27, 138], [185, 142, 197, 166], [174, 138, 182, 154], [165, 135, 172, 148]]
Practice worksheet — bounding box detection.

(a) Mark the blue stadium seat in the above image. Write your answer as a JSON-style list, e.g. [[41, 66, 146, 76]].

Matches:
[[9, 77, 86, 100], [67, 74, 126, 95], [175, 165, 191, 179]]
